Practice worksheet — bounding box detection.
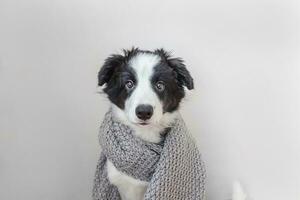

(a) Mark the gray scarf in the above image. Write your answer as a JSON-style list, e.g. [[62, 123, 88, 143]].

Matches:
[[92, 110, 206, 200]]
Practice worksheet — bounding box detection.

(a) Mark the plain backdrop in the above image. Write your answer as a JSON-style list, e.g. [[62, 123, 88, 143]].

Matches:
[[0, 0, 299, 200]]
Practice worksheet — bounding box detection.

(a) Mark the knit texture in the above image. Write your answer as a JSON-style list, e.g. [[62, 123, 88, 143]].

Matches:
[[93, 110, 206, 200]]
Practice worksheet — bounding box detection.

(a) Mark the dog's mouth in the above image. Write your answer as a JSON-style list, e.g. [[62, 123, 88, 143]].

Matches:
[[139, 122, 149, 126], [133, 121, 150, 126]]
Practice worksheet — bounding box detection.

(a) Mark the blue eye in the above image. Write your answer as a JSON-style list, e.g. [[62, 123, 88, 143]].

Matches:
[[155, 81, 165, 92], [125, 80, 135, 89]]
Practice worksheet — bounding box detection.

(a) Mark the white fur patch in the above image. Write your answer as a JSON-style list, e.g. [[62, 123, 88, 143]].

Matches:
[[125, 53, 162, 126], [107, 160, 148, 200], [232, 181, 247, 200], [112, 104, 178, 143]]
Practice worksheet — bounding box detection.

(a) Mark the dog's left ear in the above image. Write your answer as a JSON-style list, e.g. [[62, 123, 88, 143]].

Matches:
[[98, 54, 124, 86], [168, 58, 194, 90]]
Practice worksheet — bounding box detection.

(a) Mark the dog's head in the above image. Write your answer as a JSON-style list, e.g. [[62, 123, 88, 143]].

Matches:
[[98, 48, 193, 127]]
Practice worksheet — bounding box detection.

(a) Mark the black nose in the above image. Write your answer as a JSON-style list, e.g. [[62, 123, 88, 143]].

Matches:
[[135, 104, 153, 120]]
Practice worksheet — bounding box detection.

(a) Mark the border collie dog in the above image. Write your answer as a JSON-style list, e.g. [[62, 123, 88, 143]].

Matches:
[[98, 48, 194, 200]]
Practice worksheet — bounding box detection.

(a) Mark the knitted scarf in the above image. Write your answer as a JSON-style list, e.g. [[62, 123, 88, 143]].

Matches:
[[92, 110, 206, 200]]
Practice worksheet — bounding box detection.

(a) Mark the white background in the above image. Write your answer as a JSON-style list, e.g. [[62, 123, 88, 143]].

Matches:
[[0, 0, 299, 200]]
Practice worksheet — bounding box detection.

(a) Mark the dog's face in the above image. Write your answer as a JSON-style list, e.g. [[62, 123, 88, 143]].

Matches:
[[98, 48, 193, 127]]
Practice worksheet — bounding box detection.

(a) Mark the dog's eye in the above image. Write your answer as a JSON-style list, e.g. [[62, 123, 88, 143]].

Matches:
[[155, 81, 165, 92], [125, 80, 135, 89]]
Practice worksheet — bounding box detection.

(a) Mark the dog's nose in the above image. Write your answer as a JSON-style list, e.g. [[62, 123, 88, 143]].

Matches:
[[135, 104, 153, 120]]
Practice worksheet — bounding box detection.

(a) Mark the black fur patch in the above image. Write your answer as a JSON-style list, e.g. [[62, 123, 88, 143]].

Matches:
[[98, 48, 138, 109], [151, 62, 185, 112]]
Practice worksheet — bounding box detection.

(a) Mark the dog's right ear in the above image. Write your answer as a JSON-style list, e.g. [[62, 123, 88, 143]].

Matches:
[[98, 54, 124, 86]]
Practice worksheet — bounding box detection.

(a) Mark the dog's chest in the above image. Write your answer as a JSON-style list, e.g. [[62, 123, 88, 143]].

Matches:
[[107, 160, 148, 200], [107, 127, 163, 200]]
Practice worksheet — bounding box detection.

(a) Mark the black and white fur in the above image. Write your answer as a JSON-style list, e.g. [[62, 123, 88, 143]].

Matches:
[[98, 48, 194, 200]]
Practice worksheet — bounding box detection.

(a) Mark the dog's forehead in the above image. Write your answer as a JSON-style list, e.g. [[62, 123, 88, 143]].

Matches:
[[129, 53, 161, 79]]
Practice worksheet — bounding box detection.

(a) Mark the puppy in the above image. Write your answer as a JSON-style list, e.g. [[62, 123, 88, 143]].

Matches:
[[98, 48, 194, 200]]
